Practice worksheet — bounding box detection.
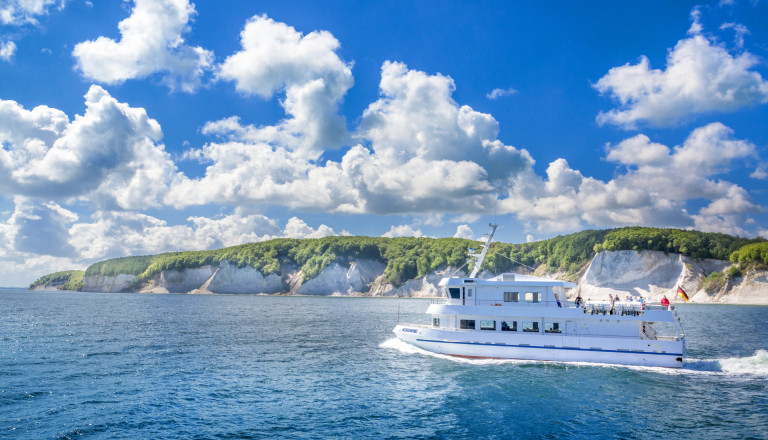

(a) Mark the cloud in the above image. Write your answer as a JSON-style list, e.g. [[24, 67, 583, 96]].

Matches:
[[7, 197, 77, 257], [486, 87, 518, 99], [501, 123, 763, 235], [359, 61, 534, 182], [72, 0, 213, 92], [453, 224, 474, 240], [0, 85, 180, 209], [215, 14, 353, 157], [54, 206, 342, 262], [69, 208, 282, 259], [281, 217, 343, 239], [595, 19, 768, 128], [0, 0, 62, 26], [0, 40, 16, 61], [382, 224, 423, 238], [720, 22, 750, 48], [172, 61, 534, 216], [0, 197, 348, 284]]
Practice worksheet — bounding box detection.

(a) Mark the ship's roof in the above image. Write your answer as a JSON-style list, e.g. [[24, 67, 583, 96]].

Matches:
[[440, 272, 577, 288]]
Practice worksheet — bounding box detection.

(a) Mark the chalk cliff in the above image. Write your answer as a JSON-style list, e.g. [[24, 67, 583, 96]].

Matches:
[[75, 251, 768, 303]]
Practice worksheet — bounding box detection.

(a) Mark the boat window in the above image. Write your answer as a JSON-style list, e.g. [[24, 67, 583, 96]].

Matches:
[[480, 320, 495, 330], [504, 292, 519, 302], [433, 318, 440, 327], [522, 321, 539, 332], [525, 292, 540, 303], [545, 322, 561, 333], [501, 320, 517, 332], [460, 319, 476, 329], [467, 289, 473, 297], [448, 288, 461, 299]]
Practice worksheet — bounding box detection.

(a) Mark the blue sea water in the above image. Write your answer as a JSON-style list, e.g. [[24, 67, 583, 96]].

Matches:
[[1, 289, 767, 439]]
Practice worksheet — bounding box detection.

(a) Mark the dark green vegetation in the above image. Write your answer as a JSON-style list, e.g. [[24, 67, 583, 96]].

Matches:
[[32, 227, 765, 291], [29, 270, 84, 291], [485, 227, 760, 278], [702, 242, 768, 294], [83, 237, 474, 287], [730, 242, 768, 265]]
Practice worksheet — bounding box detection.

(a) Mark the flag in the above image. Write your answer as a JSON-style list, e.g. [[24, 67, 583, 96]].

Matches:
[[677, 286, 689, 302]]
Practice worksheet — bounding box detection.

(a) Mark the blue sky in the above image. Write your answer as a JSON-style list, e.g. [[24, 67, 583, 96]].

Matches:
[[1, 0, 767, 286]]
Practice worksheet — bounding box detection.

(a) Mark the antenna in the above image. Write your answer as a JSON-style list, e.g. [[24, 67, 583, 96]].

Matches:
[[468, 223, 498, 278]]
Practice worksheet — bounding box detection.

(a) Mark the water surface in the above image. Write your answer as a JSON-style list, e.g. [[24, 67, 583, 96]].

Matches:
[[1, 290, 766, 439]]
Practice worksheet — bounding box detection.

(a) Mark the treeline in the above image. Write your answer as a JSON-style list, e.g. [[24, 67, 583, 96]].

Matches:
[[483, 227, 760, 278], [730, 242, 768, 265], [35, 226, 764, 290], [29, 270, 84, 291], [83, 236, 474, 287]]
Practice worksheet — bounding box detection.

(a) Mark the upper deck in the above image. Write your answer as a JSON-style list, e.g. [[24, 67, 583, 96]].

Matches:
[[434, 272, 677, 322]]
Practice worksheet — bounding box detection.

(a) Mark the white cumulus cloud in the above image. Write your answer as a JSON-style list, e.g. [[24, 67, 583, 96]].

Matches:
[[0, 0, 62, 25], [0, 85, 180, 209], [215, 14, 353, 157], [501, 123, 763, 236], [595, 20, 768, 128], [453, 224, 474, 240], [72, 0, 213, 92], [0, 40, 16, 61], [382, 224, 423, 238], [486, 87, 517, 99]]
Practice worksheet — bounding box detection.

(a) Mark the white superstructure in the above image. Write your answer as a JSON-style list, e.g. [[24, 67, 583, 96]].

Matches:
[[394, 225, 686, 368]]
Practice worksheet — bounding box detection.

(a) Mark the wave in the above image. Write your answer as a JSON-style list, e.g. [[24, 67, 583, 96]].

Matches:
[[382, 338, 768, 376], [685, 349, 768, 376]]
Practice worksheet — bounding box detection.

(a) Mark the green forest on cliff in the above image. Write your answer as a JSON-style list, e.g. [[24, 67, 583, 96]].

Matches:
[[31, 226, 764, 290]]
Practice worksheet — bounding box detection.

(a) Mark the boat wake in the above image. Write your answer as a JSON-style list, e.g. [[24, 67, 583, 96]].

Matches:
[[684, 349, 768, 376], [383, 338, 768, 376]]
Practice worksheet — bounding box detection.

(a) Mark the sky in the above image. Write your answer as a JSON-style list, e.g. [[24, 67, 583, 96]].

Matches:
[[1, 0, 767, 286]]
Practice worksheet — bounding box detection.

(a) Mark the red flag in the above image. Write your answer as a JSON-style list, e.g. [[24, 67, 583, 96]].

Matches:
[[677, 287, 689, 302]]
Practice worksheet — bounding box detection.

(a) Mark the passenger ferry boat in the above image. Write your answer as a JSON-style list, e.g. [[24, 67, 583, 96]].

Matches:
[[393, 225, 686, 368]]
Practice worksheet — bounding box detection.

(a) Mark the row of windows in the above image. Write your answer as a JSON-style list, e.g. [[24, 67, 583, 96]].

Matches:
[[454, 319, 562, 333], [448, 288, 540, 302], [503, 292, 540, 303]]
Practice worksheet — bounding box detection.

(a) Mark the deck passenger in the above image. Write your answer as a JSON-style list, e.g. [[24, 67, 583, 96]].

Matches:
[[661, 295, 670, 309]]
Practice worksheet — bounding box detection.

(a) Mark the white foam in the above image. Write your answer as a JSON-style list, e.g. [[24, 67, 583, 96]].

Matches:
[[382, 338, 768, 376], [685, 349, 768, 376]]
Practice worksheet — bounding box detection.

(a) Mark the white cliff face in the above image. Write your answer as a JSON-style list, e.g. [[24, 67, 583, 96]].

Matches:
[[77, 251, 767, 303], [207, 260, 285, 294], [141, 266, 216, 293], [577, 250, 728, 301], [694, 267, 768, 304], [83, 273, 138, 292], [293, 259, 386, 295], [369, 267, 462, 297]]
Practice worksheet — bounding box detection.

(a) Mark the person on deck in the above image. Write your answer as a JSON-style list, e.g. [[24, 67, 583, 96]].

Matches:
[[661, 295, 670, 308]]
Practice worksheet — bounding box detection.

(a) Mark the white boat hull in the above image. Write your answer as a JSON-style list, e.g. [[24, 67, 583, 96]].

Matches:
[[394, 324, 684, 368]]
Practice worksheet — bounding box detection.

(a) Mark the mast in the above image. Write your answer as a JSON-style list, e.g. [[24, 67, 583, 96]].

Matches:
[[468, 223, 498, 278]]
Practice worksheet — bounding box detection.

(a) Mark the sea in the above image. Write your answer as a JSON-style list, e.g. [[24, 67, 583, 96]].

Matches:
[[1, 289, 767, 440]]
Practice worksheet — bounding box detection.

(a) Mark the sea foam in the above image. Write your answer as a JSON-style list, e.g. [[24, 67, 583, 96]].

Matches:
[[383, 338, 768, 375]]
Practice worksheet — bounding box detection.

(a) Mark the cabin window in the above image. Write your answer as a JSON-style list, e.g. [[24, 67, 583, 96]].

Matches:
[[460, 319, 476, 329], [525, 292, 540, 303], [523, 321, 539, 332], [467, 288, 473, 298], [501, 320, 517, 332], [433, 318, 440, 327], [448, 288, 461, 299], [504, 292, 519, 302], [480, 320, 496, 330], [545, 322, 561, 333]]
